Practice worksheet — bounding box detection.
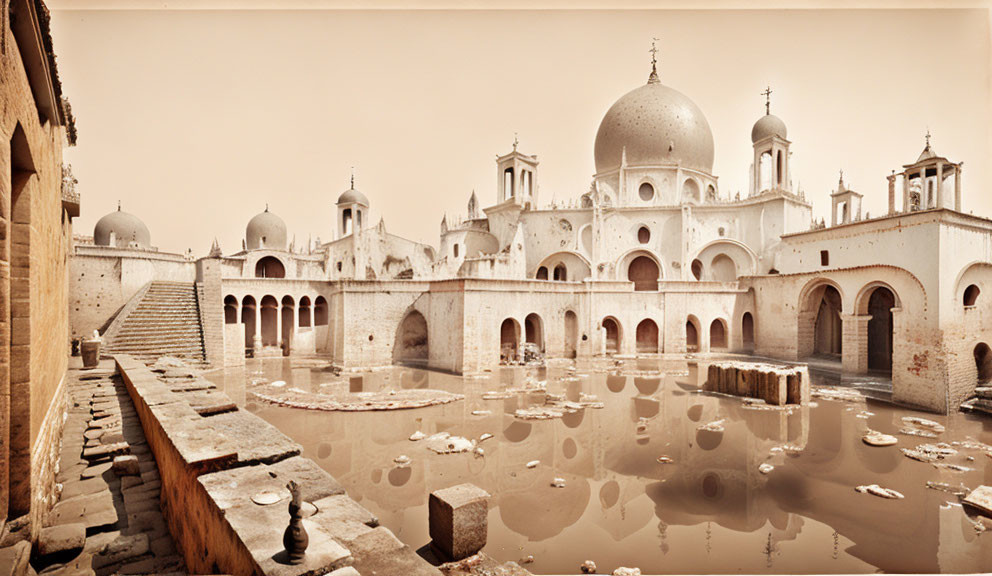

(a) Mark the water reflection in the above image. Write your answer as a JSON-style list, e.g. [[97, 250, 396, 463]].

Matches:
[[204, 359, 992, 575]]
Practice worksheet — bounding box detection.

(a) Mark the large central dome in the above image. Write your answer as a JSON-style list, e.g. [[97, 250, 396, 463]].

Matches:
[[594, 80, 714, 175]]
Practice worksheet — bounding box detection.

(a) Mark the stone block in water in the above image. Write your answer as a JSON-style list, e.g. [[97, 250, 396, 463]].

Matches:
[[429, 483, 490, 560]]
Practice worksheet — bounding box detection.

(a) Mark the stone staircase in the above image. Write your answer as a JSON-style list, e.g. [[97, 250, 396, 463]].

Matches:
[[104, 281, 206, 364], [961, 385, 992, 416]]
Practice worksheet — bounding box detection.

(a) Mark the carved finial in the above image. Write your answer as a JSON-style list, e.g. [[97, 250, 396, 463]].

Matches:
[[512, 133, 518, 152], [350, 166, 355, 189], [648, 38, 660, 84], [265, 203, 269, 212], [282, 481, 308, 565], [761, 85, 772, 115], [117, 200, 121, 211], [925, 127, 931, 149]]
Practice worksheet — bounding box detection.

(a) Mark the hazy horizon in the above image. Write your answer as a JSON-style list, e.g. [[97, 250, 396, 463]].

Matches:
[[50, 7, 991, 255]]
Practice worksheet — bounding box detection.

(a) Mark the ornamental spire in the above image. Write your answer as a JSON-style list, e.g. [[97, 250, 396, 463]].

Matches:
[[647, 38, 660, 84], [761, 85, 772, 115], [350, 166, 355, 189]]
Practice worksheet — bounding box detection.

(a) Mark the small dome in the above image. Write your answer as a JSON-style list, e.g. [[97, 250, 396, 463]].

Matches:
[[751, 113, 787, 143], [337, 187, 369, 206], [245, 208, 287, 251], [94, 208, 151, 249], [594, 80, 715, 175]]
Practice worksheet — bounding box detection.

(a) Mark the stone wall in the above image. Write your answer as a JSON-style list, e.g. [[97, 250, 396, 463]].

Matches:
[[70, 248, 196, 339], [0, 0, 73, 535]]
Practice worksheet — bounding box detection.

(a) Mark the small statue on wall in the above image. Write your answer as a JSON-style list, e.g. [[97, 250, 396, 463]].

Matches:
[[283, 481, 309, 564]]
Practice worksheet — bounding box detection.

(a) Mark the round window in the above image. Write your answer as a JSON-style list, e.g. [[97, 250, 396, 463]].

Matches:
[[638, 182, 654, 201], [637, 226, 650, 244]]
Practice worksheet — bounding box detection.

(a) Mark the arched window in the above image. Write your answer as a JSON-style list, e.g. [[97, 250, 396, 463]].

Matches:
[[299, 296, 311, 327], [975, 343, 992, 384], [686, 317, 699, 352], [742, 312, 755, 349], [964, 284, 980, 307], [536, 266, 548, 280], [776, 151, 783, 185], [639, 182, 654, 201], [602, 317, 621, 354], [682, 178, 700, 203], [255, 256, 285, 279], [759, 152, 773, 191], [453, 243, 460, 258], [710, 254, 737, 282], [636, 319, 659, 353], [314, 296, 328, 326], [710, 319, 727, 349], [525, 313, 544, 352], [503, 168, 515, 200], [628, 256, 659, 291], [342, 208, 353, 235], [691, 259, 703, 281], [637, 226, 650, 244], [554, 263, 567, 282]]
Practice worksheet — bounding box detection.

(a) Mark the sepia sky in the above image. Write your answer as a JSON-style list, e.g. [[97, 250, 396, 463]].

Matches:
[[48, 2, 991, 255]]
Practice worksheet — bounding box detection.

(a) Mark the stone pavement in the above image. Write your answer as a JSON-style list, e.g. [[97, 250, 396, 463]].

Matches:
[[32, 360, 186, 575]]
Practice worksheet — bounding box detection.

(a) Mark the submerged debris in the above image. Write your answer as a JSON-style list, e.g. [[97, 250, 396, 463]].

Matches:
[[656, 456, 674, 464], [901, 416, 945, 434], [863, 430, 898, 447], [698, 419, 726, 433], [526, 460, 540, 469], [855, 410, 875, 419], [252, 387, 464, 412], [424, 432, 475, 454], [899, 427, 938, 439], [613, 568, 641, 576], [925, 481, 970, 496], [811, 387, 864, 402], [758, 463, 775, 474], [856, 484, 904, 499], [901, 442, 957, 463], [551, 477, 566, 488], [580, 559, 597, 573], [393, 455, 411, 466], [479, 433, 494, 443], [409, 431, 426, 441]]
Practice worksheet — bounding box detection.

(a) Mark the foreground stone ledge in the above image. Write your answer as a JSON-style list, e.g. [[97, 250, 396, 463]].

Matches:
[[115, 353, 443, 576]]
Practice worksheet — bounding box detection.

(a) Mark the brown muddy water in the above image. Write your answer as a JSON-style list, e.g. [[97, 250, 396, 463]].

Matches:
[[204, 358, 992, 575]]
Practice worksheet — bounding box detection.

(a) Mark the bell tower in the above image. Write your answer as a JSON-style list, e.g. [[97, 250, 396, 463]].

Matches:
[[750, 87, 792, 196], [496, 135, 539, 210]]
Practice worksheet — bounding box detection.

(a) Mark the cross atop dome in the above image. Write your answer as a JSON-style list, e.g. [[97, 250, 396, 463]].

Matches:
[[647, 38, 660, 85], [761, 85, 772, 115]]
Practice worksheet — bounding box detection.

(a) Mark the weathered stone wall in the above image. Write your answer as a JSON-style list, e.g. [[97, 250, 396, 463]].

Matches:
[[0, 0, 72, 534], [70, 248, 195, 339], [196, 257, 224, 366]]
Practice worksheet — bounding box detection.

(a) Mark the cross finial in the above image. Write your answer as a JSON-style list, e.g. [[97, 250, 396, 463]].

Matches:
[[117, 200, 121, 211], [350, 166, 355, 189], [647, 38, 660, 84], [265, 203, 269, 212], [512, 133, 518, 152], [925, 128, 931, 149], [761, 85, 772, 115]]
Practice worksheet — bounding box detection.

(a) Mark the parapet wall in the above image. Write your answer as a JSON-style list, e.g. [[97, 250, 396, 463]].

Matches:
[[115, 354, 436, 575]]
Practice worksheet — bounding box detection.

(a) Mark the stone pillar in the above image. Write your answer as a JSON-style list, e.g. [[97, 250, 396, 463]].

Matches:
[[276, 304, 283, 347], [887, 175, 896, 215], [902, 172, 909, 212], [195, 258, 225, 366], [955, 165, 962, 211], [254, 303, 262, 349], [429, 484, 490, 561], [841, 314, 871, 374], [936, 162, 944, 209]]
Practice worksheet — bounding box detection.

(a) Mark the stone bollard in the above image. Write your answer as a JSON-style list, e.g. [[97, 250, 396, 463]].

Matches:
[[81, 339, 101, 369], [429, 483, 490, 561]]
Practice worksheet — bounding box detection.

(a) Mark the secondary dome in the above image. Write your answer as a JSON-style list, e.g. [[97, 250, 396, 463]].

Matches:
[[594, 80, 714, 175], [94, 207, 151, 249], [751, 113, 787, 143], [337, 187, 369, 206], [245, 207, 287, 251]]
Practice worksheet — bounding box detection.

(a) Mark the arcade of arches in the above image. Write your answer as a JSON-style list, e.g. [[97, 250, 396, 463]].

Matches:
[[228, 293, 328, 353]]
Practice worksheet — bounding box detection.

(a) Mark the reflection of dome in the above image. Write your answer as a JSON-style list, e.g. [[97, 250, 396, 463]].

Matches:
[[94, 207, 151, 249], [594, 79, 714, 174], [751, 113, 787, 143], [245, 207, 287, 251], [337, 187, 369, 206]]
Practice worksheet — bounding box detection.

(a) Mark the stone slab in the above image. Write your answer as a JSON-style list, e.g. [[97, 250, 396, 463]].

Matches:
[[0, 540, 31, 576], [36, 523, 86, 561], [963, 485, 992, 517], [47, 490, 119, 532], [429, 483, 490, 561], [203, 410, 301, 465], [349, 527, 441, 576]]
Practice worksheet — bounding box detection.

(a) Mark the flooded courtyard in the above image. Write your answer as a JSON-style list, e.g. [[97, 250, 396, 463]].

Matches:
[[204, 358, 992, 575]]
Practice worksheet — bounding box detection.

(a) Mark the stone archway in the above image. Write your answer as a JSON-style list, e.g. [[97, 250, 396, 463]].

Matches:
[[260, 295, 279, 347], [602, 317, 621, 354], [812, 285, 843, 357], [975, 343, 992, 385], [395, 310, 428, 365], [741, 312, 755, 350], [255, 256, 286, 279], [241, 295, 257, 350], [564, 311, 578, 359], [525, 313, 544, 352], [628, 256, 660, 291], [224, 295, 238, 324], [686, 316, 700, 352], [866, 287, 895, 372], [636, 319, 659, 353], [710, 319, 727, 350]]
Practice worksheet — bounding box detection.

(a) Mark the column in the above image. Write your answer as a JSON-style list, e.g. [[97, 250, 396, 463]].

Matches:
[[276, 303, 283, 347], [254, 302, 262, 349], [902, 172, 909, 212], [770, 146, 778, 191], [955, 165, 962, 211], [841, 314, 871, 375], [308, 303, 314, 330], [936, 162, 944, 209], [887, 175, 896, 215]]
